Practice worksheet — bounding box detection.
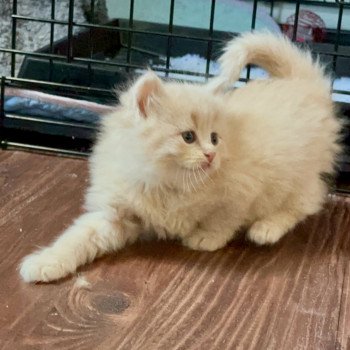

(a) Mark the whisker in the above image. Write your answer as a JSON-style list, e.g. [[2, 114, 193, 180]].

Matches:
[[199, 166, 210, 182], [196, 166, 206, 187], [186, 171, 191, 193], [175, 168, 179, 185], [188, 170, 196, 192], [205, 167, 215, 184], [192, 165, 200, 189], [182, 170, 186, 194]]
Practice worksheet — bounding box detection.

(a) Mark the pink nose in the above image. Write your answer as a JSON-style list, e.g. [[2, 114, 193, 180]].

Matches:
[[204, 152, 216, 163]]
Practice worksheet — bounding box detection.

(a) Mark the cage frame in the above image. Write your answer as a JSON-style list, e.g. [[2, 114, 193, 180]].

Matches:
[[0, 0, 349, 189]]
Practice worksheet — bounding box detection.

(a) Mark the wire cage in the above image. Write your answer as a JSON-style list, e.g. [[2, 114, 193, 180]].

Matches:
[[0, 0, 350, 170]]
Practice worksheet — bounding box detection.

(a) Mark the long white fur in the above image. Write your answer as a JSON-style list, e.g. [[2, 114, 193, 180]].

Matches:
[[20, 32, 341, 283]]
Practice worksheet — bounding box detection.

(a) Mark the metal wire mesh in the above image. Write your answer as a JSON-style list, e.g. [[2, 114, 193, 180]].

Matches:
[[0, 0, 350, 158]]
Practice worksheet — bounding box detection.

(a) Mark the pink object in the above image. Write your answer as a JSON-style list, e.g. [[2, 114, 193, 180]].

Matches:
[[282, 10, 326, 42], [204, 152, 216, 163]]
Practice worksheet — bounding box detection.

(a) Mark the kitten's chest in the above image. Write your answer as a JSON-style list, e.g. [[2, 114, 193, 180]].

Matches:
[[135, 189, 204, 237]]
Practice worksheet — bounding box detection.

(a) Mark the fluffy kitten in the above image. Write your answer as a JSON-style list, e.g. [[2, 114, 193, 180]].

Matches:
[[20, 32, 341, 283]]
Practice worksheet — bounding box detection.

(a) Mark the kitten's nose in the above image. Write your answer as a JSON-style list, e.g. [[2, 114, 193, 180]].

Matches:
[[204, 152, 216, 163]]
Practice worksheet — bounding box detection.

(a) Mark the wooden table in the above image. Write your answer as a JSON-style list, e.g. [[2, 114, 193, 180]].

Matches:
[[1, 150, 350, 350]]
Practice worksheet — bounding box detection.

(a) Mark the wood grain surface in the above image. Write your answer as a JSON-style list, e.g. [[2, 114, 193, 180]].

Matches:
[[1, 150, 350, 350]]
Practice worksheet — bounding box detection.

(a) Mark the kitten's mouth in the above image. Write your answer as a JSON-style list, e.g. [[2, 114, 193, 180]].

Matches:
[[201, 162, 211, 171], [180, 163, 211, 173]]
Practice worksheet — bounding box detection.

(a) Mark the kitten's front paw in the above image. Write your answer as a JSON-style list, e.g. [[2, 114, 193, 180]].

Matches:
[[20, 249, 74, 283], [247, 220, 285, 245], [183, 233, 226, 252]]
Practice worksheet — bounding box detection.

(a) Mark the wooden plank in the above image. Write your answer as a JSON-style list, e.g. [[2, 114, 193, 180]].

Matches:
[[336, 202, 350, 350], [0, 150, 350, 350], [0, 150, 88, 349]]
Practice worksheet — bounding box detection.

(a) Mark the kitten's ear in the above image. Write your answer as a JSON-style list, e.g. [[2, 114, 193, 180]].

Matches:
[[133, 71, 164, 118]]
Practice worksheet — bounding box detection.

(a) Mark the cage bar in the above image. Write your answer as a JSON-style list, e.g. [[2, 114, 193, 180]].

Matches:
[[333, 2, 344, 71], [165, 0, 176, 76], [247, 0, 259, 80], [10, 0, 18, 77], [269, 0, 275, 17], [87, 0, 96, 87], [205, 0, 216, 78], [292, 1, 301, 41], [126, 0, 135, 71], [49, 0, 56, 81], [67, 0, 75, 63]]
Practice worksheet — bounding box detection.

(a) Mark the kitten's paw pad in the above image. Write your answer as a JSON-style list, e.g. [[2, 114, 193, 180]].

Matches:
[[20, 251, 73, 283], [183, 235, 225, 252], [247, 220, 285, 245]]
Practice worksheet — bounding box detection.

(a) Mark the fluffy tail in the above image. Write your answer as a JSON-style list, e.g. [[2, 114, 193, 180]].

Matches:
[[208, 31, 330, 92]]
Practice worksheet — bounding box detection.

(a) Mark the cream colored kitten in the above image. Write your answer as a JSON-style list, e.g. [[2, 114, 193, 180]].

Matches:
[[20, 32, 341, 283]]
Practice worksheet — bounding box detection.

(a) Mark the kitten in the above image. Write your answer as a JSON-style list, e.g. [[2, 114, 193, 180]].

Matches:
[[20, 32, 341, 283]]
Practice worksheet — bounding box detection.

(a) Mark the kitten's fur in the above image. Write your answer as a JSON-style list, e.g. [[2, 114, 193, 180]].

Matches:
[[20, 32, 341, 283]]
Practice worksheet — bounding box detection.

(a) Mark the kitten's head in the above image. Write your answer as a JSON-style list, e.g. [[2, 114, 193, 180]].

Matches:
[[120, 71, 229, 189]]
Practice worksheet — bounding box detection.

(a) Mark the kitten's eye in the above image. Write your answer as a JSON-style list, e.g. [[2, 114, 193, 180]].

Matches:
[[182, 131, 196, 144], [211, 132, 219, 145]]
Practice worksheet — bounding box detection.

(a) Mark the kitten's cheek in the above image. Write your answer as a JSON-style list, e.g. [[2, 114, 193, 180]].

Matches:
[[212, 159, 221, 170]]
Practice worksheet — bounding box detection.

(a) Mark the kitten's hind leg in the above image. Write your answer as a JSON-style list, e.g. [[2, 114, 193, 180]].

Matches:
[[20, 210, 140, 283], [248, 179, 326, 245], [247, 211, 305, 245]]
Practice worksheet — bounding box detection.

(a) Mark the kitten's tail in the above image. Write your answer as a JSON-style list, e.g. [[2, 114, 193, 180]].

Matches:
[[208, 31, 330, 92]]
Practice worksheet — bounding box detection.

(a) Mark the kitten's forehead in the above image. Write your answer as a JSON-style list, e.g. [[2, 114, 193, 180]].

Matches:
[[190, 109, 219, 131], [163, 83, 225, 131], [190, 111, 201, 129]]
